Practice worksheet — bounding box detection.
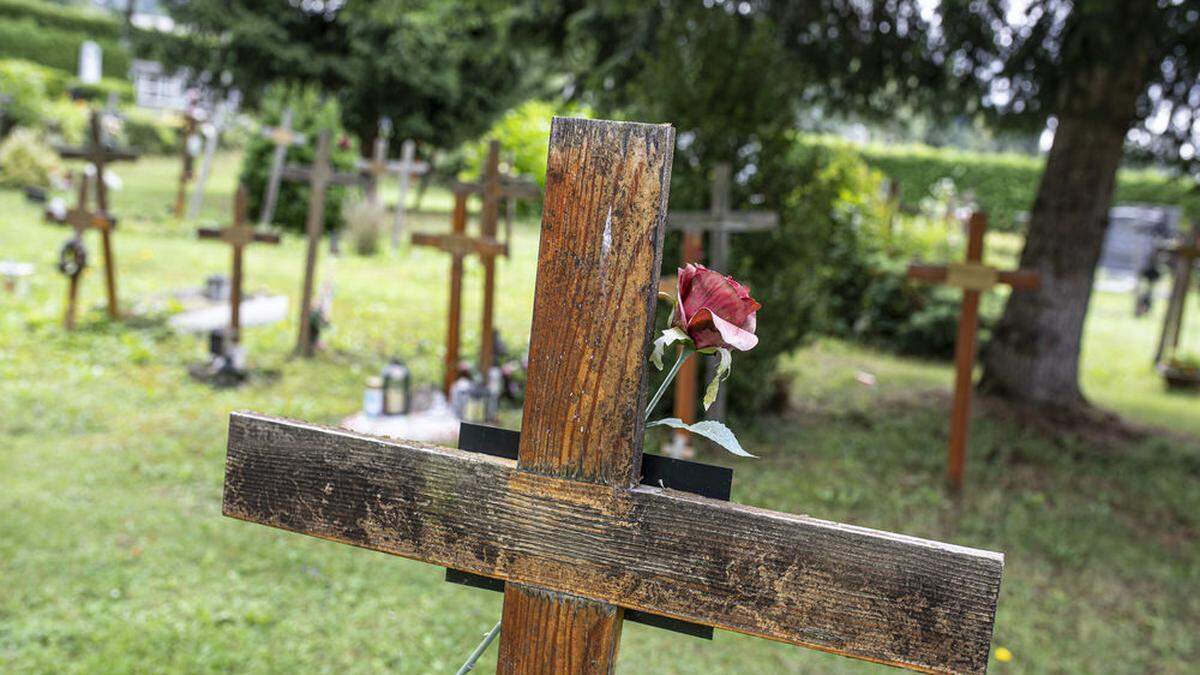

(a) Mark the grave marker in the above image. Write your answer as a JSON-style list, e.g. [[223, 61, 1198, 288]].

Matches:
[[355, 119, 429, 248], [185, 101, 229, 220], [54, 110, 138, 323], [412, 187, 507, 394], [258, 108, 306, 226], [196, 185, 282, 343], [281, 129, 367, 356], [222, 117, 1003, 674], [78, 40, 102, 85], [908, 212, 1041, 491], [1154, 225, 1199, 367], [662, 163, 778, 455], [174, 108, 201, 218]]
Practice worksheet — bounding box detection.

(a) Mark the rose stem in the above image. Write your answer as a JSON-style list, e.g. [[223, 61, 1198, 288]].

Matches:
[[645, 346, 691, 421], [455, 621, 501, 675]]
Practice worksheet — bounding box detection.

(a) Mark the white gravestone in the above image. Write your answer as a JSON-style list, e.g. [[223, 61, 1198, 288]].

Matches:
[[78, 41, 102, 85]]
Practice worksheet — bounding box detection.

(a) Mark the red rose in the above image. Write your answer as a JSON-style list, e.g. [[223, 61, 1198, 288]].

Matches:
[[673, 263, 760, 351]]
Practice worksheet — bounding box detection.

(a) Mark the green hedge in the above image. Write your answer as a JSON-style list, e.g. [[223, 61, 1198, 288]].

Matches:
[[0, 0, 124, 40], [0, 19, 130, 79], [801, 135, 1199, 232]]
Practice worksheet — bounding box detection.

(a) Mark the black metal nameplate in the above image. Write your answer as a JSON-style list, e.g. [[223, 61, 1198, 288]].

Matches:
[[448, 422, 734, 640]]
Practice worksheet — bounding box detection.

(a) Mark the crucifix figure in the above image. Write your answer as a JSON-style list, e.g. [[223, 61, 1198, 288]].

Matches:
[[662, 162, 779, 457], [454, 140, 539, 377], [258, 108, 306, 226], [356, 118, 430, 249], [54, 110, 137, 322], [196, 185, 282, 345], [281, 129, 367, 357], [222, 117, 1002, 675], [1154, 225, 1199, 368], [412, 186, 507, 394], [908, 211, 1041, 491], [174, 108, 201, 218]]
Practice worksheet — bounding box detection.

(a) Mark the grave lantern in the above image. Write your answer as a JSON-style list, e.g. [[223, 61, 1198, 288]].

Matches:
[[381, 359, 411, 415], [362, 377, 385, 417], [461, 380, 491, 424]]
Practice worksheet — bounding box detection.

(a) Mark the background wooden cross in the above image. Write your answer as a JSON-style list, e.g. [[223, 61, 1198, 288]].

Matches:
[[1154, 225, 1199, 367], [196, 186, 281, 343], [186, 97, 236, 220], [281, 129, 368, 356], [453, 140, 540, 377], [663, 162, 780, 454], [258, 108, 307, 226], [58, 174, 102, 329], [908, 211, 1041, 491], [56, 110, 136, 321], [174, 109, 200, 218], [412, 186, 507, 394], [222, 117, 1002, 674]]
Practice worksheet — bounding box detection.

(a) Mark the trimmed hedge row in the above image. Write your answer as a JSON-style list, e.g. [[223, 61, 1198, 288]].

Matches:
[[0, 0, 125, 40], [801, 135, 1198, 232], [0, 18, 131, 79]]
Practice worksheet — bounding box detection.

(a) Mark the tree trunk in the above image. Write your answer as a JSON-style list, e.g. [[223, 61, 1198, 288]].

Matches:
[[979, 9, 1156, 410]]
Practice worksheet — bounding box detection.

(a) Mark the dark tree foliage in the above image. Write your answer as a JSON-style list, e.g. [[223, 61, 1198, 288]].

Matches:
[[155, 0, 545, 149]]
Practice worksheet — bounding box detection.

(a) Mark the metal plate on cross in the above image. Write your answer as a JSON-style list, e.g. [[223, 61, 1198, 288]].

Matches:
[[946, 262, 998, 291]]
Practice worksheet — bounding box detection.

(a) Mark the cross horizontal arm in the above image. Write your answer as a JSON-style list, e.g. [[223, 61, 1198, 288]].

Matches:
[[197, 227, 282, 245], [56, 146, 139, 162], [667, 211, 778, 233], [411, 231, 506, 258], [224, 412, 1003, 674], [907, 263, 1041, 290]]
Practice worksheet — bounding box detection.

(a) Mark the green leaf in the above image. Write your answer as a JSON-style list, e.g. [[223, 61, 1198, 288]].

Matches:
[[703, 348, 732, 411], [646, 417, 755, 458], [650, 327, 689, 370]]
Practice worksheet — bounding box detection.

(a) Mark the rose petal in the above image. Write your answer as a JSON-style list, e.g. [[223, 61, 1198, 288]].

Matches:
[[685, 269, 756, 327], [709, 312, 759, 351]]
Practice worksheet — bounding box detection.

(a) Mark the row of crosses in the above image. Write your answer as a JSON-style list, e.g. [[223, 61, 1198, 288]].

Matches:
[[221, 117, 1004, 674]]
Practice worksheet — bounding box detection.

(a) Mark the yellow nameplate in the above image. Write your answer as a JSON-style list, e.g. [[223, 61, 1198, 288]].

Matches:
[[946, 263, 998, 291]]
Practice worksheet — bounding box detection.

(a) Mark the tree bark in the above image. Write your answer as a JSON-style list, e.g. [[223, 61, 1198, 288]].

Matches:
[[979, 9, 1155, 409]]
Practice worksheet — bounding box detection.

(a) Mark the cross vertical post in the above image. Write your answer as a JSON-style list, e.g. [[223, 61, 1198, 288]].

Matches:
[[1154, 226, 1199, 366], [494, 117, 675, 673], [258, 108, 305, 226], [294, 129, 332, 357], [907, 211, 1041, 491], [175, 109, 199, 218], [391, 139, 425, 247], [187, 101, 228, 220]]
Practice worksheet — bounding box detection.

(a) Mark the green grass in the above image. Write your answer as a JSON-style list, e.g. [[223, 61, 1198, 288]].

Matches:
[[2, 153, 1198, 673]]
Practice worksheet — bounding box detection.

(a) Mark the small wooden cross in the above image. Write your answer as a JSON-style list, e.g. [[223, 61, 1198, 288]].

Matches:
[[174, 109, 200, 218], [196, 186, 282, 343], [453, 140, 539, 377], [258, 108, 307, 226], [1154, 225, 1199, 366], [186, 99, 233, 220], [222, 118, 1002, 674], [663, 163, 779, 453], [412, 186, 507, 394], [908, 211, 1041, 491], [356, 119, 430, 249], [56, 174, 103, 329], [281, 129, 368, 356], [55, 110, 137, 322]]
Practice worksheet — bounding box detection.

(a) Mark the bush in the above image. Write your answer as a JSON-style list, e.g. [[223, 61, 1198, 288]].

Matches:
[[238, 85, 359, 234], [461, 100, 561, 189], [0, 58, 49, 132], [0, 127, 61, 187], [39, 98, 89, 146], [119, 108, 177, 155], [801, 135, 1200, 231], [343, 199, 386, 256], [67, 77, 134, 104]]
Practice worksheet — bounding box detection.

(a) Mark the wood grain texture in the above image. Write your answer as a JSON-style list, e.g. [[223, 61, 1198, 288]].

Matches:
[[517, 117, 676, 486], [222, 412, 1004, 674], [497, 584, 623, 674]]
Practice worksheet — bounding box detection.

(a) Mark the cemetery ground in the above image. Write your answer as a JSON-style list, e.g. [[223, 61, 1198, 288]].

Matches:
[[2, 153, 1198, 674]]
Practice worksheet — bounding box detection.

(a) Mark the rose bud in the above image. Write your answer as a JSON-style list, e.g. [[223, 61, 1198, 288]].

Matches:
[[672, 263, 761, 351]]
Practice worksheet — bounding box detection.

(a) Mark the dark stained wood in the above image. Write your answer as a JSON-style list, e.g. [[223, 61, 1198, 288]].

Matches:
[[223, 411, 1005, 674], [498, 583, 623, 674], [197, 186, 281, 341], [906, 211, 1042, 491]]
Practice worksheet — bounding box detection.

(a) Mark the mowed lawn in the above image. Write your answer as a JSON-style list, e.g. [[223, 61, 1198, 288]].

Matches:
[[2, 153, 1198, 673]]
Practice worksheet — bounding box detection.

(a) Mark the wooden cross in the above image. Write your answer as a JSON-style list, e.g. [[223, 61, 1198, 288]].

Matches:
[[222, 117, 1002, 674], [663, 163, 779, 452], [281, 129, 367, 356], [174, 109, 200, 218], [356, 119, 430, 249], [907, 211, 1041, 492], [411, 186, 507, 394], [55, 110, 137, 322], [196, 186, 281, 343], [185, 100, 230, 220], [453, 140, 539, 377], [1154, 225, 1199, 366], [56, 174, 104, 329], [258, 108, 306, 226]]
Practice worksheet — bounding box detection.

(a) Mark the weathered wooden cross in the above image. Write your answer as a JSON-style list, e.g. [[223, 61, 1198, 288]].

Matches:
[[662, 162, 779, 455], [411, 185, 507, 394], [258, 108, 306, 226], [55, 175, 102, 329], [196, 185, 281, 343], [54, 110, 137, 322], [281, 128, 367, 356], [1154, 225, 1199, 366], [908, 211, 1041, 492], [222, 118, 1002, 674], [174, 108, 201, 218], [186, 100, 231, 220], [356, 118, 430, 248], [454, 140, 539, 377]]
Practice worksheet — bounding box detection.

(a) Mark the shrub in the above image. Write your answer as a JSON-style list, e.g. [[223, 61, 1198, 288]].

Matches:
[[238, 85, 359, 234], [0, 58, 50, 132], [0, 127, 61, 187], [461, 100, 560, 189], [343, 199, 386, 256], [39, 98, 89, 146], [67, 77, 134, 104], [119, 107, 177, 155]]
